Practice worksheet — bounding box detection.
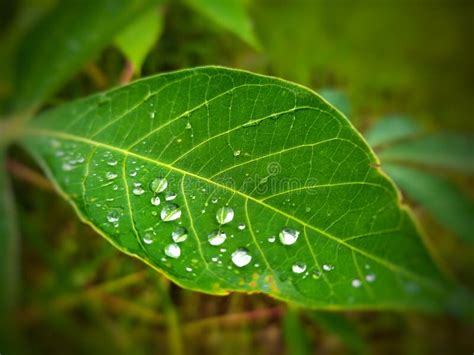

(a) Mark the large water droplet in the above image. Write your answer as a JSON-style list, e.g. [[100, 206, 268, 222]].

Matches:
[[279, 228, 299, 245], [106, 171, 118, 180], [161, 204, 182, 221], [216, 206, 234, 225], [107, 209, 120, 223], [150, 196, 161, 206], [292, 262, 307, 274], [150, 177, 168, 193], [231, 248, 252, 267], [165, 191, 177, 201], [164, 243, 181, 258], [208, 230, 227, 246], [352, 279, 362, 288], [172, 227, 188, 243], [143, 232, 156, 245]]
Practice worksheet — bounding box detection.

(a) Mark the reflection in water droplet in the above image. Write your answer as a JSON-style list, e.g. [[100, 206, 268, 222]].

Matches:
[[208, 230, 227, 246], [172, 227, 188, 243], [352, 279, 362, 288], [279, 228, 300, 245], [268, 236, 276, 243], [143, 232, 156, 245], [150, 177, 168, 193], [231, 248, 252, 267], [292, 262, 307, 274], [132, 186, 145, 195], [366, 274, 376, 282], [106, 172, 118, 180], [322, 264, 334, 272], [216, 206, 234, 225], [161, 204, 182, 221], [165, 191, 177, 201], [165, 243, 181, 258], [237, 223, 246, 230], [107, 210, 120, 223], [151, 196, 161, 206]]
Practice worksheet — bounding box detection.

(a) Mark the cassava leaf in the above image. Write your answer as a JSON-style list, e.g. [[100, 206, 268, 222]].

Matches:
[[365, 115, 421, 148], [20, 67, 451, 310], [383, 163, 474, 243], [379, 133, 474, 174], [12, 0, 160, 111], [319, 89, 351, 118], [115, 5, 164, 74], [185, 0, 259, 49]]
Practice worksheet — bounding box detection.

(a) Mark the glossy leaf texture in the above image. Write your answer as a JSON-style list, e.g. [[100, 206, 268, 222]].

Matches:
[[12, 0, 160, 110], [21, 67, 450, 311]]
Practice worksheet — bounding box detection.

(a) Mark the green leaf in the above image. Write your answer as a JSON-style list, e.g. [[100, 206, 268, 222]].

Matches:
[[379, 133, 474, 175], [319, 89, 351, 118], [383, 163, 474, 243], [12, 0, 160, 110], [20, 67, 450, 310], [185, 0, 259, 49], [283, 307, 311, 355], [115, 6, 164, 74], [365, 115, 420, 148]]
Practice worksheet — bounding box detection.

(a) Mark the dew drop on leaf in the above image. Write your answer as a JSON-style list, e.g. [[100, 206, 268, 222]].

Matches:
[[366, 274, 376, 282], [292, 262, 307, 274], [164, 243, 181, 259], [150, 196, 161, 206], [165, 191, 177, 201], [352, 279, 362, 288], [267, 235, 276, 243], [172, 227, 188, 243], [216, 206, 234, 225], [150, 177, 168, 193], [132, 186, 145, 195], [106, 209, 120, 223], [279, 228, 300, 245], [106, 171, 118, 180], [322, 264, 334, 272], [143, 232, 156, 245], [237, 223, 246, 230], [160, 204, 182, 221], [208, 230, 227, 246], [107, 159, 117, 166], [233, 150, 241, 156], [231, 248, 252, 267]]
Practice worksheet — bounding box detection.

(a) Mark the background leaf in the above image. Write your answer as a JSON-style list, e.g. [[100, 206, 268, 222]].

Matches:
[[115, 5, 164, 74], [319, 89, 351, 118], [365, 115, 420, 148], [383, 163, 474, 243], [20, 67, 450, 310], [185, 0, 259, 49], [283, 307, 310, 355]]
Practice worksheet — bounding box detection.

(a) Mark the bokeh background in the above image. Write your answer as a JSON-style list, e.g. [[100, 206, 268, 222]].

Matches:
[[1, 0, 473, 354]]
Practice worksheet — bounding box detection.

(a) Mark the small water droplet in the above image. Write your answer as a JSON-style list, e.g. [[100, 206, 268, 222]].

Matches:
[[62, 163, 73, 171], [172, 227, 188, 243], [292, 262, 307, 274], [185, 267, 192, 272], [216, 206, 234, 225], [132, 186, 145, 195], [150, 177, 168, 193], [233, 150, 241, 156], [143, 232, 156, 245], [322, 264, 334, 272], [164, 243, 181, 258], [107, 159, 117, 166], [211, 197, 218, 204], [312, 270, 321, 279], [305, 207, 311, 212], [107, 209, 120, 223], [130, 171, 137, 177], [365, 274, 376, 282], [208, 230, 227, 246], [231, 248, 252, 267], [161, 204, 182, 221], [238, 223, 246, 230], [267, 235, 276, 243], [149, 112, 155, 119], [279, 228, 299, 245], [151, 196, 161, 206], [185, 122, 192, 129], [106, 171, 118, 180], [165, 191, 177, 201], [352, 279, 362, 288]]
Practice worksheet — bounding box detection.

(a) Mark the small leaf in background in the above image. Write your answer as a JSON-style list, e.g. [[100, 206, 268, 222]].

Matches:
[[319, 88, 351, 118], [364, 115, 421, 148], [115, 5, 164, 75], [20, 67, 452, 311], [383, 163, 474, 243], [11, 0, 161, 111], [308, 312, 367, 355], [379, 133, 474, 175], [185, 0, 260, 49], [283, 307, 310, 355]]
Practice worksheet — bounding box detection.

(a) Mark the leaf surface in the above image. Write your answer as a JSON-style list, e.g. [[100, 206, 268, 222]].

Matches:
[[21, 67, 450, 310]]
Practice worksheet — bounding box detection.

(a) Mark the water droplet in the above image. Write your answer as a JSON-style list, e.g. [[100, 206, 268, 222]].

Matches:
[[161, 204, 182, 221], [237, 223, 246, 230], [143, 232, 156, 245], [149, 112, 155, 119], [164, 243, 181, 258], [107, 210, 120, 223], [312, 270, 321, 279], [106, 171, 118, 180], [208, 230, 227, 246], [365, 274, 376, 282], [305, 207, 311, 212], [172, 227, 188, 243], [130, 171, 137, 177], [211, 197, 218, 204], [233, 150, 241, 156], [165, 191, 177, 201], [352, 279, 362, 288], [107, 159, 117, 166], [216, 206, 234, 225], [62, 163, 73, 171], [151, 196, 161, 206], [185, 122, 192, 129], [185, 267, 192, 272], [132, 186, 145, 195], [279, 228, 299, 245], [322, 264, 334, 272], [292, 262, 307, 274], [150, 177, 168, 193], [231, 248, 252, 267], [267, 235, 276, 243]]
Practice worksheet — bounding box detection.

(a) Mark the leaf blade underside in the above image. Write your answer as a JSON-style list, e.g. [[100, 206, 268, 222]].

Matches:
[[21, 67, 450, 311]]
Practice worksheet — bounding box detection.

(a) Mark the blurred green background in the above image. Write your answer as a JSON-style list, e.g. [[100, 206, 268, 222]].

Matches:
[[1, 0, 473, 354]]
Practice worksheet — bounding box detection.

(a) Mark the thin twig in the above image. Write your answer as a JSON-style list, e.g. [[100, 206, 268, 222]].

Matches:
[[7, 159, 54, 191]]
